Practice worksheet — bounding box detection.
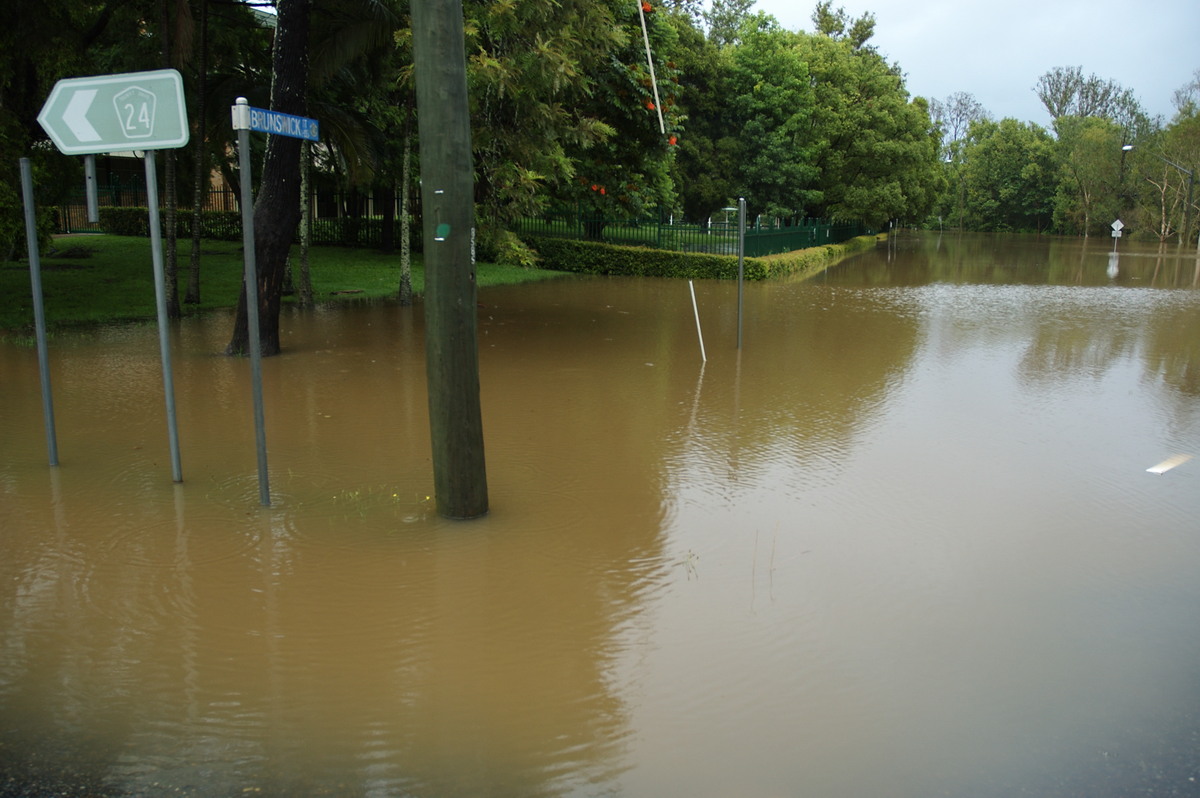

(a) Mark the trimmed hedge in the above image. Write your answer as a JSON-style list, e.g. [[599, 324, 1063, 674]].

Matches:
[[98, 206, 243, 240], [525, 233, 883, 280]]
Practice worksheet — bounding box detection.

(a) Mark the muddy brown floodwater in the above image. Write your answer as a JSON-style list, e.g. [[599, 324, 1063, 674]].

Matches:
[[2, 232, 1200, 797]]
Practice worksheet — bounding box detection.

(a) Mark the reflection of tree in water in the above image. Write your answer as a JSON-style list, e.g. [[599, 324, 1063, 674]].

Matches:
[[1011, 287, 1200, 437], [1140, 298, 1200, 439], [1017, 296, 1141, 383], [1142, 300, 1200, 398], [831, 232, 1200, 288]]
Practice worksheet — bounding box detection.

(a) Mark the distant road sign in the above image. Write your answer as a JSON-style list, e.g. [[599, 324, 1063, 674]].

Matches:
[[247, 107, 320, 141], [38, 69, 188, 155]]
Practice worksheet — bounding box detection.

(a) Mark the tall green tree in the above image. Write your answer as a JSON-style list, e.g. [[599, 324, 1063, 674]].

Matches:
[[809, 0, 875, 50], [450, 0, 680, 235], [1052, 115, 1124, 236], [930, 92, 991, 229], [960, 118, 1057, 232], [703, 0, 754, 47], [667, 11, 735, 223], [798, 13, 942, 225], [722, 15, 818, 219], [1127, 112, 1200, 244]]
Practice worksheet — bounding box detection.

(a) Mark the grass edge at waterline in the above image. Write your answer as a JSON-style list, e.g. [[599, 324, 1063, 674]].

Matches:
[[0, 235, 563, 337]]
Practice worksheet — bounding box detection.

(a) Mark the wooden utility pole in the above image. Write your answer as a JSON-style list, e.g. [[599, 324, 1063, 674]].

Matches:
[[411, 0, 489, 519]]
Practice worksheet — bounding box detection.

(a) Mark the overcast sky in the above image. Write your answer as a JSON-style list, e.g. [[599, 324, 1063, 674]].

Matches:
[[751, 0, 1199, 126]]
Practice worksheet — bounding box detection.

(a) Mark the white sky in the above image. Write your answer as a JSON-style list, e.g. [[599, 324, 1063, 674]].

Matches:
[[751, 0, 1200, 126]]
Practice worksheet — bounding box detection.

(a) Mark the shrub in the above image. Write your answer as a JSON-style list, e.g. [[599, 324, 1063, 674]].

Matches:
[[0, 183, 56, 262], [478, 226, 541, 268], [524, 234, 883, 280], [98, 207, 243, 240]]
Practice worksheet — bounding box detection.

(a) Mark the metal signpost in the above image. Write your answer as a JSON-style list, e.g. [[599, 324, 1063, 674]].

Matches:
[[19, 158, 58, 466], [230, 97, 320, 507], [737, 197, 747, 349], [33, 69, 188, 481]]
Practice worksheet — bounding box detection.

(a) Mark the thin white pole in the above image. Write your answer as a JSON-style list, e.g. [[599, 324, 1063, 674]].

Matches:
[[636, 2, 666, 135], [689, 280, 706, 362]]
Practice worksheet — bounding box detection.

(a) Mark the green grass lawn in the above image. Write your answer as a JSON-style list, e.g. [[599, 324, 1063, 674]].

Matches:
[[0, 234, 563, 337]]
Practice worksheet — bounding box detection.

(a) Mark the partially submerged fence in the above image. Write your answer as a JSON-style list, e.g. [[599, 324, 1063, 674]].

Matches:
[[511, 209, 871, 257], [57, 185, 871, 256]]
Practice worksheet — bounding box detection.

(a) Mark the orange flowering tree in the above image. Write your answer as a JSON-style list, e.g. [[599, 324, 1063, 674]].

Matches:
[[564, 0, 683, 230]]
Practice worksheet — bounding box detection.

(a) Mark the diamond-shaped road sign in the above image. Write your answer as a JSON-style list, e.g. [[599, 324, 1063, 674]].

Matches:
[[38, 69, 188, 155]]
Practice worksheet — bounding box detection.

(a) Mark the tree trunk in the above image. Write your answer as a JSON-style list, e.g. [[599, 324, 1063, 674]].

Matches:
[[185, 0, 209, 305], [398, 111, 413, 305], [381, 180, 396, 254], [226, 0, 310, 356], [298, 139, 314, 307], [160, 0, 180, 318]]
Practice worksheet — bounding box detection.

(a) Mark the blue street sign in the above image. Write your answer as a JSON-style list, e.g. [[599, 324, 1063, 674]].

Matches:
[[246, 106, 319, 141]]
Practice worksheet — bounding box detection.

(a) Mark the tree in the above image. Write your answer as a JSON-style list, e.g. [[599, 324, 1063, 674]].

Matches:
[[0, 0, 156, 253], [930, 92, 991, 229], [667, 11, 735, 223], [183, 0, 275, 305], [1035, 65, 1148, 135], [703, 0, 754, 47], [1171, 68, 1200, 121], [930, 92, 990, 157], [797, 19, 942, 225], [560, 0, 683, 229], [961, 118, 1057, 232], [226, 0, 311, 357], [1127, 113, 1200, 244], [721, 16, 818, 219], [810, 1, 875, 51], [1052, 115, 1124, 236]]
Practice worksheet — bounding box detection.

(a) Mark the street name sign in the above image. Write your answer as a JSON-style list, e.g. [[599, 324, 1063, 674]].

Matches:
[[38, 69, 188, 155], [243, 106, 319, 141]]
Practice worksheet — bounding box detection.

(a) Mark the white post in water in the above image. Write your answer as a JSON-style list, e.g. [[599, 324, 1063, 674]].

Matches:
[[689, 280, 706, 362]]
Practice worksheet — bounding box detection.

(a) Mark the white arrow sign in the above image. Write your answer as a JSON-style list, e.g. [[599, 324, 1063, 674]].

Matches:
[[64, 89, 101, 142], [38, 69, 188, 155], [1112, 219, 1125, 232]]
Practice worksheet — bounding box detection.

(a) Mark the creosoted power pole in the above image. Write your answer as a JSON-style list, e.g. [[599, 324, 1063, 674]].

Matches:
[[411, 0, 489, 519]]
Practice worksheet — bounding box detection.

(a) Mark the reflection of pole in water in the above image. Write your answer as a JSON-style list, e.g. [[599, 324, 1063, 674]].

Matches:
[[172, 484, 202, 723]]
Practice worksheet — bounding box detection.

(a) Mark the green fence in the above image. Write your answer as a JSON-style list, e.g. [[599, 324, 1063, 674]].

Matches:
[[56, 184, 872, 255], [512, 209, 871, 257]]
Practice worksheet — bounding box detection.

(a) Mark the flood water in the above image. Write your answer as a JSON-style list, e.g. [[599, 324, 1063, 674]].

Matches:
[[2, 232, 1199, 797]]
